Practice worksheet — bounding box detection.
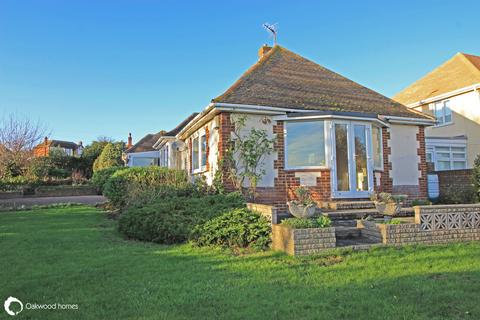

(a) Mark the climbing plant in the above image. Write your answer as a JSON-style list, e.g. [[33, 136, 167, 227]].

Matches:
[[217, 115, 275, 200]]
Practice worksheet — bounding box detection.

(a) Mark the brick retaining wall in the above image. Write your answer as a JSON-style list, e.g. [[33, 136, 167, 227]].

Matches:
[[272, 225, 335, 255]]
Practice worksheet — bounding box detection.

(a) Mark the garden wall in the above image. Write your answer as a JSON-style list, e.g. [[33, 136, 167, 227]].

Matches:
[[360, 204, 480, 245], [34, 186, 98, 197], [272, 225, 335, 256]]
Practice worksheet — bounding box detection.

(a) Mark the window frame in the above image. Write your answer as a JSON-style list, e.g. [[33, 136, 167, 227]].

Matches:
[[372, 125, 384, 171], [284, 120, 328, 170], [191, 129, 207, 174], [432, 145, 467, 171], [433, 100, 453, 127]]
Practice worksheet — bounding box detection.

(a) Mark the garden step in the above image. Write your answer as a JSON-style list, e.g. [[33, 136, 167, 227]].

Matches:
[[321, 201, 374, 211], [336, 237, 383, 249], [335, 227, 362, 239], [331, 219, 357, 227], [325, 208, 415, 221]]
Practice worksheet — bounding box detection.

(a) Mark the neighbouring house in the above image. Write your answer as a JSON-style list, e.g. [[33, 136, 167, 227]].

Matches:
[[156, 45, 435, 210], [153, 113, 198, 169], [125, 132, 164, 167], [33, 137, 84, 157], [394, 52, 480, 171]]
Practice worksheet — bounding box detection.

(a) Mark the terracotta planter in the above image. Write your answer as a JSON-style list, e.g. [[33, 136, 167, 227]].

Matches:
[[374, 202, 386, 215], [287, 202, 317, 219]]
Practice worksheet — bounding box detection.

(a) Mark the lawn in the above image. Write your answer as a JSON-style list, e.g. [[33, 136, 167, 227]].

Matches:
[[1, 205, 479, 320]]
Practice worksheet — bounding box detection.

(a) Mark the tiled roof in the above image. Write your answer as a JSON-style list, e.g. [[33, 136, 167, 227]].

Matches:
[[164, 113, 199, 136], [126, 132, 164, 153], [212, 45, 429, 119], [394, 52, 480, 105], [49, 140, 78, 149]]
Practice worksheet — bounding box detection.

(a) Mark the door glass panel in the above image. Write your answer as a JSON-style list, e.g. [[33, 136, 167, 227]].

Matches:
[[335, 124, 349, 191], [354, 125, 369, 191]]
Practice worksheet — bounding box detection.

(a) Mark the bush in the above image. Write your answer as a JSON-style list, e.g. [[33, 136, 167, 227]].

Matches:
[[103, 166, 191, 207], [191, 208, 271, 250], [118, 193, 245, 244], [92, 166, 125, 193], [93, 142, 124, 172], [281, 216, 332, 229], [438, 185, 477, 204], [0, 176, 39, 191], [474, 154, 480, 201]]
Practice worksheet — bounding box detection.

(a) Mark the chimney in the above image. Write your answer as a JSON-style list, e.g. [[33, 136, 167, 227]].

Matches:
[[44, 136, 48, 145], [258, 44, 272, 60], [78, 141, 83, 147], [127, 133, 133, 148]]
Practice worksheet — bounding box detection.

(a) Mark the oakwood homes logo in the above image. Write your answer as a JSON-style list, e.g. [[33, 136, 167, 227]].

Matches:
[[3, 296, 79, 316], [4, 297, 23, 316]]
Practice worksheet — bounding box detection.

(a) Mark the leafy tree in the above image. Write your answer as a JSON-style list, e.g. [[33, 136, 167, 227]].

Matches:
[[93, 142, 124, 172]]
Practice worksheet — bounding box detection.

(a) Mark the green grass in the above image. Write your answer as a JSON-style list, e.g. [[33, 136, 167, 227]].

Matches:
[[1, 205, 480, 319]]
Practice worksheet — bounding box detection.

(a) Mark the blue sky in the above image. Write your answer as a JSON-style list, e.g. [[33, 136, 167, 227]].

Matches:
[[1, 0, 479, 144]]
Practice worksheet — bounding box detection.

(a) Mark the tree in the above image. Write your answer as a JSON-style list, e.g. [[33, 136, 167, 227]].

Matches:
[[93, 142, 124, 172], [0, 113, 48, 178]]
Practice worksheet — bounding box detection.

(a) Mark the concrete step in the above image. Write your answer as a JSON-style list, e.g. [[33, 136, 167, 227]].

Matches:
[[325, 208, 415, 220], [336, 237, 383, 249], [335, 227, 362, 239], [331, 219, 357, 227], [321, 201, 374, 211]]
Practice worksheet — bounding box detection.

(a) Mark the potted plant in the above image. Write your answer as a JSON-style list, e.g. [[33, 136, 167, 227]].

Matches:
[[287, 186, 318, 219], [370, 192, 407, 219]]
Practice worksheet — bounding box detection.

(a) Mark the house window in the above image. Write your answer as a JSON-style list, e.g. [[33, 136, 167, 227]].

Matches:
[[434, 145, 466, 171], [372, 126, 383, 170], [160, 146, 169, 167], [192, 132, 207, 172], [434, 100, 452, 125], [192, 137, 199, 171], [285, 121, 326, 168]]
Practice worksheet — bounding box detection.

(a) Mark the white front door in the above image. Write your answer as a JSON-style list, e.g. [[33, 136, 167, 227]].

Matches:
[[331, 121, 374, 198]]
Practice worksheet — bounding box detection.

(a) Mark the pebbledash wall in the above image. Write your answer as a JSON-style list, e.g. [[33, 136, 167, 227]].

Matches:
[[186, 112, 427, 211]]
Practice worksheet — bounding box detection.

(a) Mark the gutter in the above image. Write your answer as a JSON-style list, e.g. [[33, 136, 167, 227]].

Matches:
[[380, 115, 436, 126]]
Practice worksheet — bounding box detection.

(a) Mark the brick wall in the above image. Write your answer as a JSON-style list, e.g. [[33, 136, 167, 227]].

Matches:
[[378, 127, 393, 193], [272, 225, 336, 255], [416, 126, 428, 199]]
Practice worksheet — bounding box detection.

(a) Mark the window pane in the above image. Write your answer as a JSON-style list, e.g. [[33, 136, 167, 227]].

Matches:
[[437, 161, 451, 170], [453, 161, 466, 169], [435, 146, 450, 152], [444, 101, 452, 123], [372, 127, 382, 168], [286, 121, 325, 167], [434, 102, 444, 124], [335, 123, 350, 191], [452, 153, 465, 159], [426, 152, 433, 162], [201, 134, 207, 167], [354, 125, 368, 191], [192, 137, 199, 170], [451, 147, 465, 152], [437, 152, 450, 158]]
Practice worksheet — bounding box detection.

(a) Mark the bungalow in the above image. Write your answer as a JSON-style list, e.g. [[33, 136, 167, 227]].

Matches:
[[156, 45, 435, 210], [125, 132, 164, 167], [33, 137, 83, 157], [393, 52, 480, 171]]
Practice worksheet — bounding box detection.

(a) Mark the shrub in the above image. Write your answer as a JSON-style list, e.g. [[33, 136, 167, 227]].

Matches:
[[0, 176, 39, 191], [438, 185, 477, 204], [92, 166, 125, 193], [103, 166, 190, 207], [118, 193, 245, 244], [281, 216, 332, 229], [191, 208, 271, 250], [474, 154, 480, 201], [93, 142, 124, 172]]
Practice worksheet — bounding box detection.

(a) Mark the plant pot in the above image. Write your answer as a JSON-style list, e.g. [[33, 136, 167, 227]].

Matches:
[[374, 202, 386, 215], [287, 202, 317, 219], [384, 202, 401, 216]]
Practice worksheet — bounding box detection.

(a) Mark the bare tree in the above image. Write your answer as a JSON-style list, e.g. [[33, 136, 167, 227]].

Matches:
[[0, 113, 49, 177]]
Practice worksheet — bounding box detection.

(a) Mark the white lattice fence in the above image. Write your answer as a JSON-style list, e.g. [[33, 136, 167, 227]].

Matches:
[[415, 205, 480, 231]]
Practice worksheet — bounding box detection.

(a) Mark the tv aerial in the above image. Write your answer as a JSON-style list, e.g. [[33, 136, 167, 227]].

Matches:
[[263, 23, 278, 46]]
